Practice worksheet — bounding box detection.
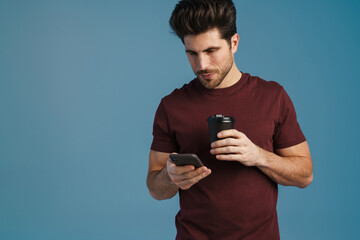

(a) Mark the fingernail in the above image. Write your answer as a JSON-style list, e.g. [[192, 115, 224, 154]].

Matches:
[[218, 132, 222, 137]]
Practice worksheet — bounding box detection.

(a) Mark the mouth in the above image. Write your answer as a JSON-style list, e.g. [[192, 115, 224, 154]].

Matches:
[[197, 69, 217, 80], [200, 73, 216, 80]]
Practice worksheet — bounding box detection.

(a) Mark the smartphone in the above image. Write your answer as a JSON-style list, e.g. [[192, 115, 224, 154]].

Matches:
[[169, 153, 204, 168]]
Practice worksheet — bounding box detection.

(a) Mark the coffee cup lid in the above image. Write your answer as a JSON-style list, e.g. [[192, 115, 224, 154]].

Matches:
[[207, 115, 235, 123]]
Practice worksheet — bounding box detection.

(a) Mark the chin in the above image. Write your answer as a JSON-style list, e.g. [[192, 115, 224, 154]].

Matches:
[[200, 78, 222, 89]]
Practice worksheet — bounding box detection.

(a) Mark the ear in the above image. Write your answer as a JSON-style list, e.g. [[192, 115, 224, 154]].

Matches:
[[231, 33, 239, 54]]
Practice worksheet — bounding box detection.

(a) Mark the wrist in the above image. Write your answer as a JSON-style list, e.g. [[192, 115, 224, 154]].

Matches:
[[256, 146, 269, 168], [162, 164, 176, 185]]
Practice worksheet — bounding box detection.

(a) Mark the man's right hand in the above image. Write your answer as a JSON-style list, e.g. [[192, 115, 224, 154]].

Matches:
[[166, 158, 211, 190], [147, 150, 211, 200]]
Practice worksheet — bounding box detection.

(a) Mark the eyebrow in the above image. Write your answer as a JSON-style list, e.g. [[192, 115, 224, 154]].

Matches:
[[185, 46, 221, 54]]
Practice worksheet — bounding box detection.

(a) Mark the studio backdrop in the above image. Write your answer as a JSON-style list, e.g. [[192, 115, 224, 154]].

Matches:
[[0, 0, 359, 239]]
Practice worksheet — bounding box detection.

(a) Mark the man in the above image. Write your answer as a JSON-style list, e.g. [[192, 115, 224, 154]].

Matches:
[[147, 0, 313, 239]]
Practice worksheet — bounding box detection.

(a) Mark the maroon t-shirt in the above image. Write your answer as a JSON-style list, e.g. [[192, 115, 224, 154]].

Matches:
[[151, 73, 306, 240]]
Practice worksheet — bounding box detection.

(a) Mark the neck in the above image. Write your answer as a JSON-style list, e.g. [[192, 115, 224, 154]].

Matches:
[[215, 63, 242, 89]]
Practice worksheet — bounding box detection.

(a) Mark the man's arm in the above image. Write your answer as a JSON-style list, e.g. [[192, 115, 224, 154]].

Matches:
[[147, 150, 178, 200], [147, 150, 211, 200], [257, 141, 313, 188], [210, 130, 313, 188]]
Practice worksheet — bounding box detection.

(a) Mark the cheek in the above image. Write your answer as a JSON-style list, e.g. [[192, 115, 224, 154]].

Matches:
[[187, 57, 197, 71], [212, 53, 228, 66], [218, 53, 232, 68]]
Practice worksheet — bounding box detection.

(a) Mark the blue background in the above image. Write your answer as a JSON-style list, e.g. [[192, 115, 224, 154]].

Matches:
[[1, 0, 359, 239]]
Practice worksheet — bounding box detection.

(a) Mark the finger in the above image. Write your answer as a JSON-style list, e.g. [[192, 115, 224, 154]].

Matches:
[[182, 166, 209, 179], [168, 164, 195, 175], [177, 169, 212, 190], [216, 154, 253, 166], [216, 154, 240, 161], [167, 159, 195, 173], [210, 146, 241, 155], [171, 166, 209, 183], [217, 129, 244, 139], [211, 137, 241, 148]]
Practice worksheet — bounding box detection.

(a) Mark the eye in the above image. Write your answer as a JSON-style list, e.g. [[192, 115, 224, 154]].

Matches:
[[205, 48, 219, 54], [187, 51, 197, 56]]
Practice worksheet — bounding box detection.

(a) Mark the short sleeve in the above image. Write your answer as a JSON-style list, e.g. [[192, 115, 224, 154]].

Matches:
[[273, 88, 306, 149], [150, 100, 179, 153]]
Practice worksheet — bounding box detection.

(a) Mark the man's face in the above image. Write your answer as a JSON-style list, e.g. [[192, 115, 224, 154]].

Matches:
[[184, 28, 237, 89]]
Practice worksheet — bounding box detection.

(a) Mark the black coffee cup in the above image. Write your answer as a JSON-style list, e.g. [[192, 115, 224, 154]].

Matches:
[[207, 115, 235, 143]]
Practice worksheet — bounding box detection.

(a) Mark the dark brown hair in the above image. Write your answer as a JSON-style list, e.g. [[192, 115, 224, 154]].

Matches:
[[169, 0, 237, 45]]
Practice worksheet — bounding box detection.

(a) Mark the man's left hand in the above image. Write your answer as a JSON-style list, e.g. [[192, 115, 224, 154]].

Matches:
[[210, 129, 265, 167]]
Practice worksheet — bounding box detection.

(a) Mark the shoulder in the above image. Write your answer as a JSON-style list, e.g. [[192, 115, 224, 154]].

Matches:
[[161, 78, 197, 106], [247, 73, 283, 90], [245, 73, 285, 96]]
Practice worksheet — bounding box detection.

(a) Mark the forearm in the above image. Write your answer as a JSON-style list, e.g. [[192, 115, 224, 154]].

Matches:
[[147, 166, 179, 200], [257, 147, 313, 188]]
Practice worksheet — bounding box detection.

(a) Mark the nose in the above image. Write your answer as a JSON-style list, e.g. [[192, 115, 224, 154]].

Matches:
[[196, 53, 209, 71]]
